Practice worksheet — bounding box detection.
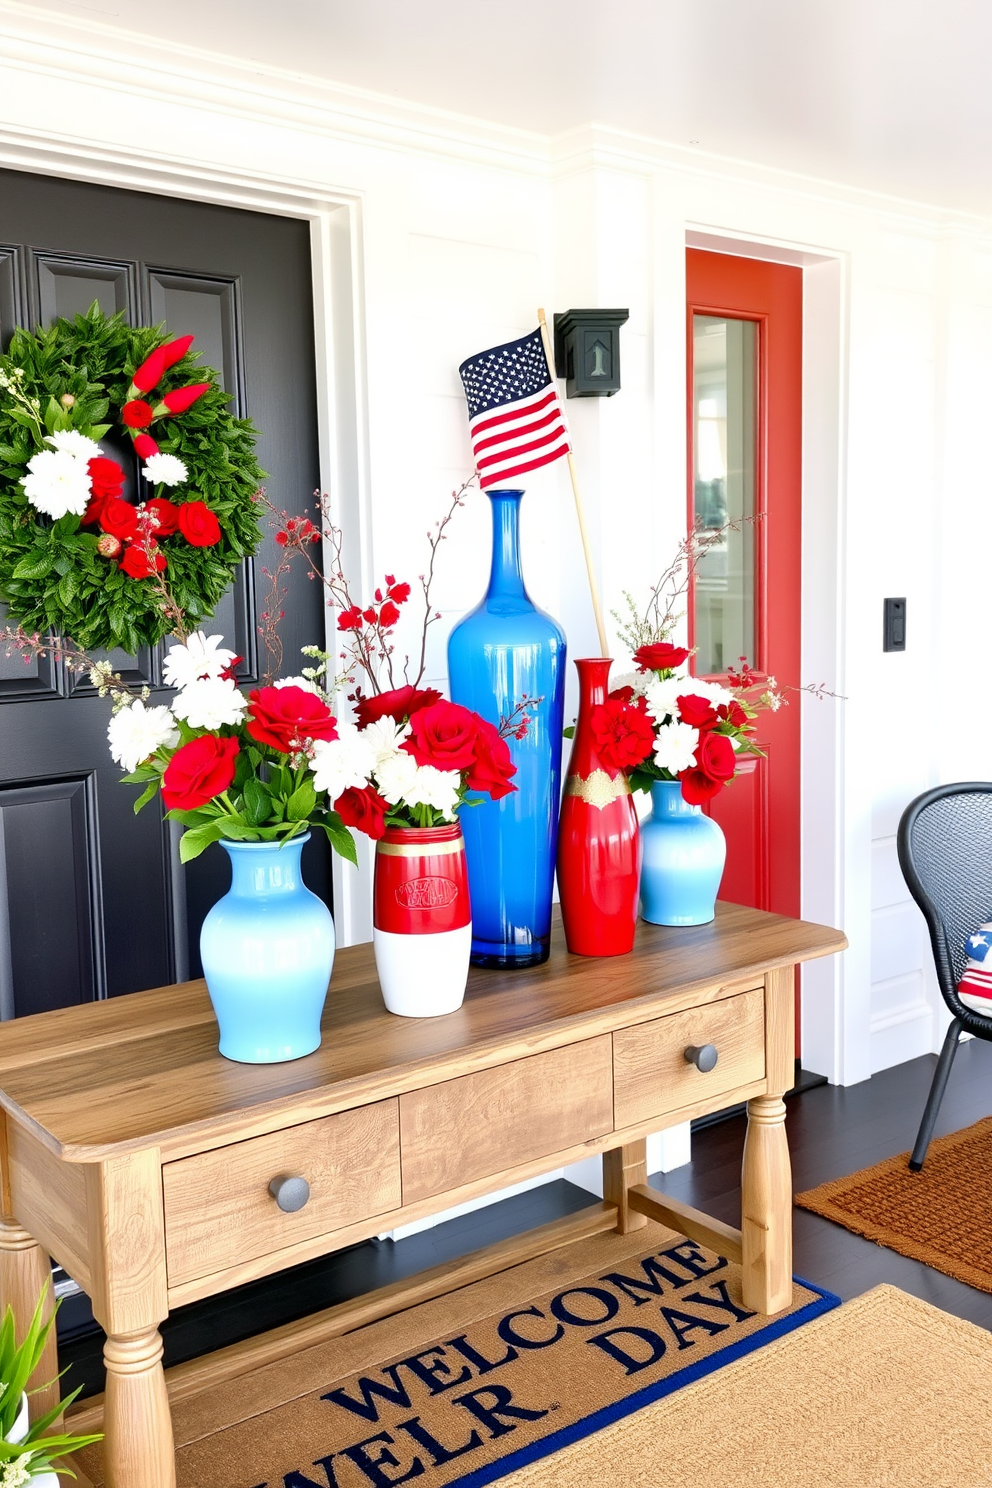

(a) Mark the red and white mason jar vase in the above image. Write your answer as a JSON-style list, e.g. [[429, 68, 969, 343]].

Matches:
[[373, 823, 472, 1016]]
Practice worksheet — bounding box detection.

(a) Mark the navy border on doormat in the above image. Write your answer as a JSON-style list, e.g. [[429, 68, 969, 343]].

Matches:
[[446, 1277, 840, 1488]]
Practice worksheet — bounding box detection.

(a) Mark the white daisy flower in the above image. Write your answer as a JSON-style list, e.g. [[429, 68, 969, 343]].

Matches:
[[273, 675, 321, 694], [361, 716, 411, 769], [652, 721, 700, 775], [171, 677, 247, 730], [373, 748, 421, 807], [107, 700, 178, 773], [162, 632, 237, 690], [309, 729, 374, 802], [21, 449, 91, 519], [45, 429, 102, 459], [402, 763, 462, 820], [142, 453, 188, 487]]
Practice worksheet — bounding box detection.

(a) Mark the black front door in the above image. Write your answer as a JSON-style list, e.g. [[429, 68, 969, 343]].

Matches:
[[0, 167, 331, 1014]]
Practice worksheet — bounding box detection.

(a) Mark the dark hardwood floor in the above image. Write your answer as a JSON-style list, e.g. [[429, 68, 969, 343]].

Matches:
[[58, 1038, 992, 1399]]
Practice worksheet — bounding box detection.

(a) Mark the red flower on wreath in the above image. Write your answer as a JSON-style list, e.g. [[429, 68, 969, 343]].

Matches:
[[145, 498, 180, 536], [88, 456, 125, 499], [122, 399, 154, 429], [177, 501, 221, 547], [100, 496, 140, 542], [590, 698, 655, 774], [157, 384, 210, 417], [162, 734, 239, 811], [246, 685, 338, 753], [132, 433, 160, 460], [120, 542, 166, 579]]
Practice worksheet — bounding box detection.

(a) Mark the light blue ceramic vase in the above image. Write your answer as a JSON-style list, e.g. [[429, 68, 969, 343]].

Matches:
[[199, 834, 334, 1063], [639, 780, 726, 926]]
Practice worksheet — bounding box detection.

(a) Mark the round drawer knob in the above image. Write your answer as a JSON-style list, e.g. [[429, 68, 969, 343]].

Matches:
[[268, 1175, 310, 1212], [684, 1043, 719, 1073]]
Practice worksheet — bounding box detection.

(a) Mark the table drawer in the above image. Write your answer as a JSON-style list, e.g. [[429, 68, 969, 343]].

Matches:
[[400, 1036, 614, 1204], [163, 1099, 401, 1287], [613, 987, 766, 1129]]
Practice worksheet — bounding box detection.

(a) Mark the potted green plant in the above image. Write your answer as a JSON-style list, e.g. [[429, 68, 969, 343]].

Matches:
[[1, 1294, 101, 1485]]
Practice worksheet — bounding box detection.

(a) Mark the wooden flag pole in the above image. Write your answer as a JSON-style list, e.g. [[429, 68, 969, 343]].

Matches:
[[537, 307, 610, 658]]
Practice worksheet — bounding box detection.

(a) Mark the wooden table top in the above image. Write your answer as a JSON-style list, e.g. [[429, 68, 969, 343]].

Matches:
[[0, 903, 846, 1163]]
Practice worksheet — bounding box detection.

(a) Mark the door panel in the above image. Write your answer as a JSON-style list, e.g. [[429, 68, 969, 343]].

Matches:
[[0, 167, 329, 1009]]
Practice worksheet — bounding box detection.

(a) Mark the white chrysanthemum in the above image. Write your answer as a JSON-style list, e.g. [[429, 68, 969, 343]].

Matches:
[[679, 676, 734, 709], [361, 716, 411, 770], [171, 677, 247, 730], [641, 675, 685, 725], [45, 429, 102, 459], [373, 747, 420, 806], [142, 453, 188, 487], [609, 670, 648, 697], [0, 1458, 32, 1487], [273, 675, 320, 694], [652, 721, 700, 775], [107, 700, 178, 772], [162, 632, 237, 690], [21, 449, 91, 519], [309, 729, 374, 802], [403, 763, 461, 820]]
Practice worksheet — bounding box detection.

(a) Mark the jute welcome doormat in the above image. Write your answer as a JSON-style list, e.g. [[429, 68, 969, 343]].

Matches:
[[83, 1225, 834, 1488], [795, 1116, 992, 1292]]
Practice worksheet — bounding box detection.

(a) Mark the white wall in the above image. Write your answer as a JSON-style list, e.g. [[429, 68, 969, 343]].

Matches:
[[3, 8, 991, 1105]]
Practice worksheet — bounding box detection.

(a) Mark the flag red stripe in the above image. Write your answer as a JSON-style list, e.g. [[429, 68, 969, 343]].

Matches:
[[469, 386, 559, 437], [473, 405, 563, 455], [479, 446, 569, 488], [475, 425, 569, 471]]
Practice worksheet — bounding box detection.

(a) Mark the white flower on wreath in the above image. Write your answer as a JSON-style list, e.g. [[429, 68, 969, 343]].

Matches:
[[162, 632, 237, 690], [20, 448, 91, 519], [107, 700, 179, 772], [171, 677, 247, 730], [309, 728, 374, 802], [142, 453, 188, 487], [361, 716, 411, 770], [652, 721, 700, 776], [273, 675, 321, 695], [45, 429, 101, 460]]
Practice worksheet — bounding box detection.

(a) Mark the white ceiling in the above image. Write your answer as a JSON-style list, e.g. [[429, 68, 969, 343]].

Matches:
[[20, 0, 992, 217]]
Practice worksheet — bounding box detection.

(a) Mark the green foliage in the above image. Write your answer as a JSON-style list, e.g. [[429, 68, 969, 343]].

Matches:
[[0, 304, 265, 651], [0, 1293, 102, 1475]]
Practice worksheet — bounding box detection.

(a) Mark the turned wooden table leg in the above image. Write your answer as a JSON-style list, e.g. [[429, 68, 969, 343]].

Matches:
[[103, 1326, 176, 1488], [603, 1140, 649, 1233], [741, 1094, 792, 1314], [0, 1218, 61, 1422]]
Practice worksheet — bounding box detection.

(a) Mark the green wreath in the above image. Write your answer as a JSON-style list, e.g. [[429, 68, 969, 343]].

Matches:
[[0, 304, 265, 653]]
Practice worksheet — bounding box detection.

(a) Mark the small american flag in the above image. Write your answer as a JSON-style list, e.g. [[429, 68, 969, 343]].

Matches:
[[459, 329, 570, 489]]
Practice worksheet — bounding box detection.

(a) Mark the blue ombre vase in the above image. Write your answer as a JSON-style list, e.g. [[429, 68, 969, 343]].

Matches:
[[639, 780, 726, 926], [199, 834, 335, 1062], [448, 488, 566, 967]]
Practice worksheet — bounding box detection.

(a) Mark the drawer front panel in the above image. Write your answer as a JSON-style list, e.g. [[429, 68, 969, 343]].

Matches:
[[400, 1037, 614, 1204], [613, 988, 766, 1129], [163, 1099, 401, 1287]]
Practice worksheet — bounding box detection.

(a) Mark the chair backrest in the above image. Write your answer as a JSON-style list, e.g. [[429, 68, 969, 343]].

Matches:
[[897, 782, 992, 1037]]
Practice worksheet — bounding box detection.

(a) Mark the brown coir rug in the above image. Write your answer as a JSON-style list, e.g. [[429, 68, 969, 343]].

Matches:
[[75, 1223, 834, 1488], [795, 1115, 992, 1292]]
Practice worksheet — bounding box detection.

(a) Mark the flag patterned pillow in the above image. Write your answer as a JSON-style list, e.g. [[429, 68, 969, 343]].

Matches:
[[958, 924, 992, 1015]]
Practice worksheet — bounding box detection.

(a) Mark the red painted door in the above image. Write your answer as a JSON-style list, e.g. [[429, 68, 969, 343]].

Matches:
[[686, 249, 802, 972]]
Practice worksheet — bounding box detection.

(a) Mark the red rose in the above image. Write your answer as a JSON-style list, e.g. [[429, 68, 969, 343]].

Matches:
[[609, 685, 647, 710], [82, 496, 106, 526], [589, 698, 656, 774], [680, 730, 737, 804], [404, 700, 481, 771], [100, 496, 139, 541], [158, 383, 209, 415], [633, 642, 690, 674], [378, 600, 401, 629], [718, 700, 749, 728], [677, 693, 719, 730], [246, 685, 338, 753], [122, 399, 154, 429], [337, 605, 364, 632], [334, 785, 389, 840], [88, 456, 125, 498], [132, 433, 160, 459], [177, 501, 221, 547], [162, 734, 239, 811], [146, 498, 180, 535], [131, 347, 167, 394], [120, 543, 166, 579], [355, 686, 442, 728], [464, 718, 517, 800]]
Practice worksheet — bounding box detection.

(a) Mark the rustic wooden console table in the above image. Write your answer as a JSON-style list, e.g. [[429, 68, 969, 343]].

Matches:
[[0, 902, 844, 1487]]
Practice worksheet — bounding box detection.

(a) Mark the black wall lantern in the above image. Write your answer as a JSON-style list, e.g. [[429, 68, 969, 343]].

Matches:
[[553, 308, 629, 397]]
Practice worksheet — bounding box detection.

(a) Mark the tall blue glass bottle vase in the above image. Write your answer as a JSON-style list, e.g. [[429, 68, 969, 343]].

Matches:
[[199, 834, 335, 1063], [448, 488, 566, 968], [639, 779, 726, 926]]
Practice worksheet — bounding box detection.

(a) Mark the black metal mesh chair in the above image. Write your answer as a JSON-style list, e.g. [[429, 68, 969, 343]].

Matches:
[[897, 782, 992, 1170]]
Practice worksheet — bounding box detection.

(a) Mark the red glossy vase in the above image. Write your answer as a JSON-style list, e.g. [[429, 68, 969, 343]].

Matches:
[[557, 657, 640, 956]]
